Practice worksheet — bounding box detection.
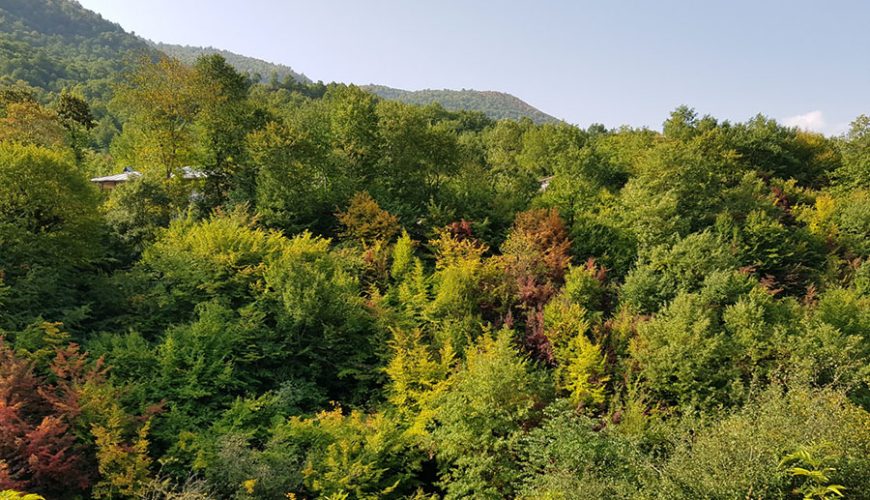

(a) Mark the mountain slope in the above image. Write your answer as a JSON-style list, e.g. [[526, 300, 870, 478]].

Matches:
[[152, 42, 310, 84], [363, 85, 560, 124], [1, 0, 559, 124], [0, 0, 154, 90]]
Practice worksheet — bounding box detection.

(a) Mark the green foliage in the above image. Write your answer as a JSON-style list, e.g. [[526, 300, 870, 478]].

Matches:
[[3, 18, 870, 496], [191, 53, 267, 208], [519, 401, 649, 499], [621, 231, 738, 314], [111, 56, 202, 178], [631, 291, 738, 408], [250, 117, 341, 233], [657, 386, 870, 498], [0, 143, 102, 330], [262, 231, 379, 399], [562, 261, 608, 313], [832, 115, 870, 191], [727, 114, 839, 187], [102, 176, 173, 257], [0, 0, 155, 92], [154, 42, 309, 84], [327, 84, 380, 187], [364, 85, 559, 124], [726, 208, 825, 293], [151, 302, 269, 439], [624, 129, 741, 240], [630, 272, 810, 410], [373, 100, 460, 219], [796, 286, 870, 406], [780, 447, 847, 500], [429, 329, 551, 498]]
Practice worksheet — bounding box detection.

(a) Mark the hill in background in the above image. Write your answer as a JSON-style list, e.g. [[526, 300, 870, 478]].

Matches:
[[152, 42, 311, 84], [0, 0, 154, 91], [1, 0, 561, 124], [364, 84, 561, 124]]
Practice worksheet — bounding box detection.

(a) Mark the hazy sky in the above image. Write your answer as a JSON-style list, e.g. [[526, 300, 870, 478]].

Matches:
[[76, 0, 869, 134]]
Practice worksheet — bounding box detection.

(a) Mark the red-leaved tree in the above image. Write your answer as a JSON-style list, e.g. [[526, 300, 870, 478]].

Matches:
[[496, 209, 572, 362], [0, 341, 93, 496]]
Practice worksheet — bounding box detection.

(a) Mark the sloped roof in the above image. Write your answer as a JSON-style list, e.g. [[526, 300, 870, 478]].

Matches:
[[539, 175, 555, 191], [90, 169, 142, 183], [177, 166, 207, 179]]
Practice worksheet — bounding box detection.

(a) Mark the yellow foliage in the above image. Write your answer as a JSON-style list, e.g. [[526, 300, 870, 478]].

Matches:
[[242, 479, 257, 494], [384, 328, 454, 437], [0, 101, 66, 149], [543, 299, 609, 406], [562, 333, 610, 406], [804, 193, 838, 239], [429, 228, 488, 270], [286, 407, 410, 499], [0, 491, 45, 500], [337, 191, 400, 244], [90, 415, 153, 498]]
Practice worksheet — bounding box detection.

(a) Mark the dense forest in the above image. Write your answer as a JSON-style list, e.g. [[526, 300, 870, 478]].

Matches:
[[1, 2, 869, 500], [0, 0, 155, 91]]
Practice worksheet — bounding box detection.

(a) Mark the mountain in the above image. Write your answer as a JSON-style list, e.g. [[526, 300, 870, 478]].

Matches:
[[1, 0, 558, 124], [0, 0, 155, 91], [363, 85, 561, 124], [151, 42, 310, 84]]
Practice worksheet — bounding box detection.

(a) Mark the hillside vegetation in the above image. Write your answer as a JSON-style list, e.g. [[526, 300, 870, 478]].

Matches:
[[0, 50, 868, 498], [366, 84, 561, 123], [153, 41, 310, 83], [0, 0, 154, 91], [0, 1, 868, 499], [0, 0, 559, 126]]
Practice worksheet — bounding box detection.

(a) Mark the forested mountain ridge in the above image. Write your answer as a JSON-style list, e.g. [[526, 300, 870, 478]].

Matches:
[[0, 0, 559, 124], [152, 41, 311, 84], [365, 84, 561, 123], [0, 0, 155, 91]]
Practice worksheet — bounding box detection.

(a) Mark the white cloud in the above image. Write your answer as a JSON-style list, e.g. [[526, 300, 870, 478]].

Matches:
[[783, 110, 826, 132]]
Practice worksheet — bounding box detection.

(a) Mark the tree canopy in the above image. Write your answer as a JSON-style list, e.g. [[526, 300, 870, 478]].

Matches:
[[0, 33, 868, 499]]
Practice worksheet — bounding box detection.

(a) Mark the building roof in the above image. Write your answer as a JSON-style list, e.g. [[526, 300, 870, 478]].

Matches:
[[539, 175, 555, 191], [90, 167, 142, 183], [176, 166, 208, 180], [89, 166, 209, 184]]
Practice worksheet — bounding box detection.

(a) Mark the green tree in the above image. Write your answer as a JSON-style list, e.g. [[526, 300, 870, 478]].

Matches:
[[0, 144, 102, 330], [102, 176, 173, 259], [429, 329, 550, 499], [192, 54, 256, 207], [55, 89, 95, 163], [327, 84, 380, 190], [112, 57, 200, 179], [374, 100, 459, 218], [658, 386, 870, 498], [832, 115, 870, 191], [250, 118, 339, 234]]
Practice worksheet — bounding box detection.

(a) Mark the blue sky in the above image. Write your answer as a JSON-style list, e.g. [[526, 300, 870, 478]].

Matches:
[[77, 0, 869, 134]]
